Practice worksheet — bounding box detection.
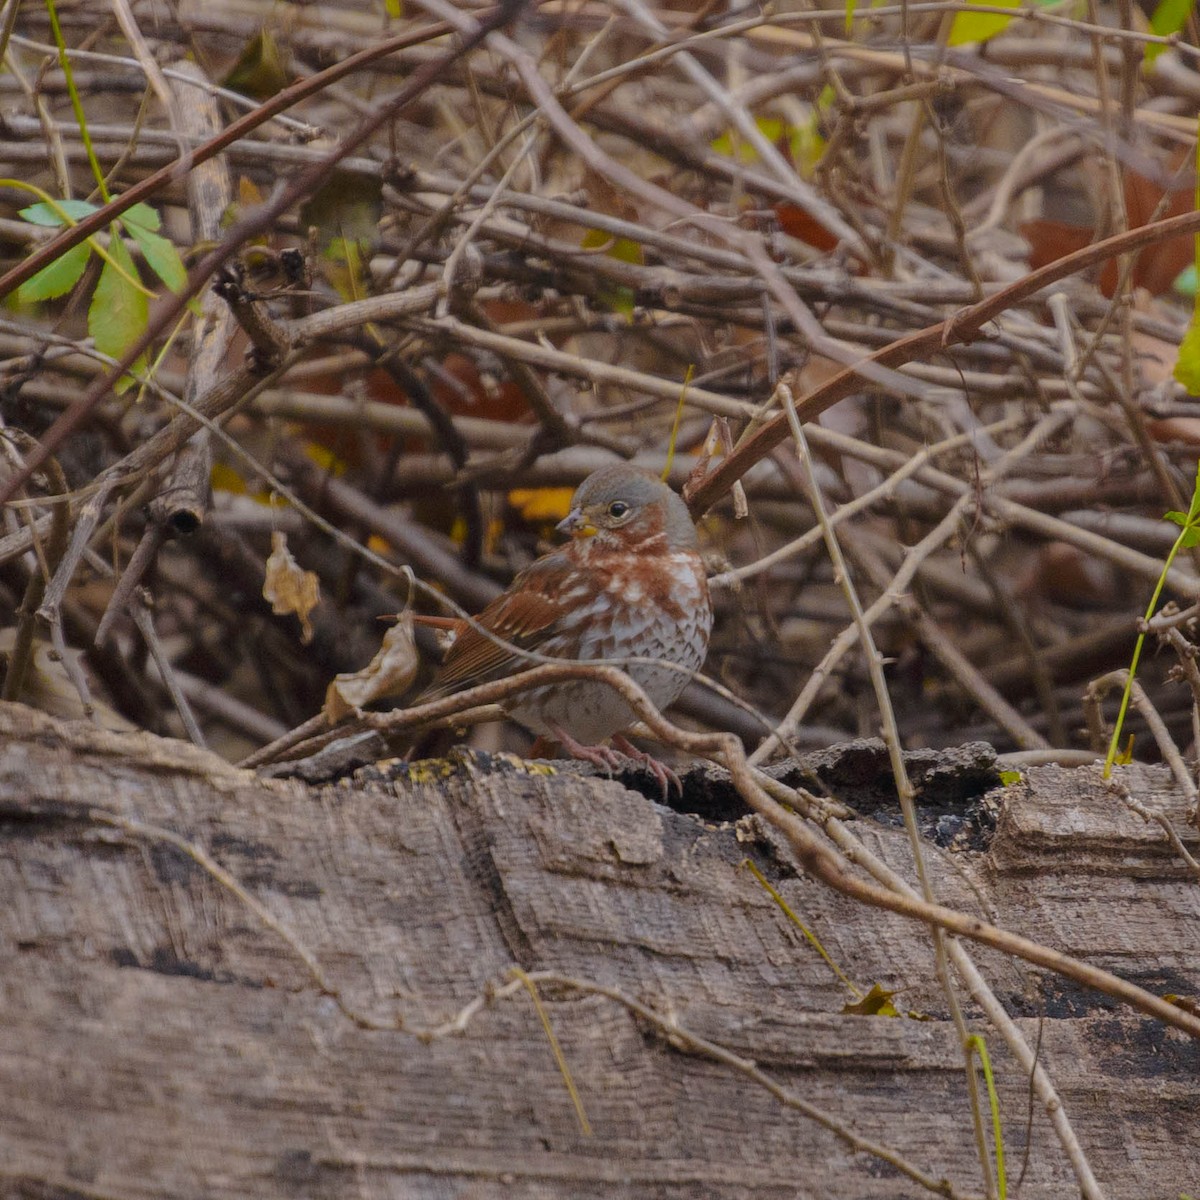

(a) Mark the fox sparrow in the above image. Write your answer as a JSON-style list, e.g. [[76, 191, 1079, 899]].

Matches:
[[419, 463, 712, 792]]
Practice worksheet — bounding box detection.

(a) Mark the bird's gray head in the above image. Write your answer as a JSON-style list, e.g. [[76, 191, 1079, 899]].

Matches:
[[556, 464, 699, 552]]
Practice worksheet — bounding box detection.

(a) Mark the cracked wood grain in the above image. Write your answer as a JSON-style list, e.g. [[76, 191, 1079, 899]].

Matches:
[[0, 703, 1196, 1199]]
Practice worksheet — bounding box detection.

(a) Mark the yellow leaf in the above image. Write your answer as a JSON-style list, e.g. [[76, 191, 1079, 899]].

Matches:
[[304, 441, 348, 475], [210, 462, 248, 495], [580, 228, 644, 266], [239, 177, 264, 206], [948, 0, 1021, 46], [509, 487, 575, 524], [263, 531, 320, 644], [1164, 994, 1200, 1019], [841, 983, 900, 1017], [579, 230, 642, 316], [210, 462, 273, 503], [712, 118, 790, 164]]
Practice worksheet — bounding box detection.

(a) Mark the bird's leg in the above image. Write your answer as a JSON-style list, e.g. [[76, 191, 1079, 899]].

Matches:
[[612, 734, 681, 800], [548, 724, 626, 776], [543, 727, 683, 800]]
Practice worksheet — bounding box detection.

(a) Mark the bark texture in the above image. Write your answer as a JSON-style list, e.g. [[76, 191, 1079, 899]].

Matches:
[[0, 701, 1197, 1200]]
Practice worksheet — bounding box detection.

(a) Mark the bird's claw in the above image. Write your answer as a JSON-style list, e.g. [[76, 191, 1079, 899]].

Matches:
[[548, 726, 680, 799], [612, 734, 681, 800], [550, 725, 624, 773]]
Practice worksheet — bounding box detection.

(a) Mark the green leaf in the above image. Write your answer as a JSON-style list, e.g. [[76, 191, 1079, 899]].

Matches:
[[1180, 527, 1200, 548], [121, 214, 187, 292], [19, 198, 98, 227], [1173, 309, 1200, 395], [17, 241, 90, 302], [581, 228, 644, 265], [384, 0, 402, 13], [1174, 263, 1198, 298], [1115, 734, 1135, 765], [91, 232, 148, 368], [842, 983, 899, 1017], [580, 229, 642, 317], [711, 115, 824, 175], [1148, 0, 1190, 25], [1146, 0, 1193, 63], [713, 117, 785, 164], [710, 130, 739, 160], [998, 769, 1022, 786], [947, 0, 1021, 47], [1165, 462, 1200, 529], [121, 202, 162, 232], [844, 0, 856, 34], [223, 29, 290, 100]]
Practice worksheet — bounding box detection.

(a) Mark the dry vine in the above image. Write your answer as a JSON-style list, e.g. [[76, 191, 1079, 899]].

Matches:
[[4, 2, 1200, 1196]]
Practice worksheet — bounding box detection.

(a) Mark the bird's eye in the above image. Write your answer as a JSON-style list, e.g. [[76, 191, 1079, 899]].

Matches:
[[608, 501, 630, 519]]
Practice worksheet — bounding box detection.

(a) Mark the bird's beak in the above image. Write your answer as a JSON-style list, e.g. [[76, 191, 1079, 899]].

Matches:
[[556, 507, 597, 539]]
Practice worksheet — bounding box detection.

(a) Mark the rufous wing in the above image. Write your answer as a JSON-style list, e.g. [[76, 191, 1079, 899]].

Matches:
[[417, 557, 574, 701]]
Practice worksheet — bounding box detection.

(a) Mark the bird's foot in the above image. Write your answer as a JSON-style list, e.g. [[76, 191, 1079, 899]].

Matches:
[[544, 728, 683, 800], [549, 725, 627, 776], [612, 734, 682, 801]]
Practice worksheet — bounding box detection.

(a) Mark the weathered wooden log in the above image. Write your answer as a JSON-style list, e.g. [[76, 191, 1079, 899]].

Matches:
[[1, 702, 1197, 1199]]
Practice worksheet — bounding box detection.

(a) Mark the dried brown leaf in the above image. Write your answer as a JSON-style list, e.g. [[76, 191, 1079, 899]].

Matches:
[[324, 611, 418, 722], [262, 531, 320, 644]]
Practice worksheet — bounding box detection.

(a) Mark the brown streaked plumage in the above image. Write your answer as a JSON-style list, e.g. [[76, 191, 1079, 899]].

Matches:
[[418, 463, 712, 792]]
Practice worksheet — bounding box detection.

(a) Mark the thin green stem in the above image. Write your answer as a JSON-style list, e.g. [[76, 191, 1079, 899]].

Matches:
[[1104, 532, 1186, 776], [44, 0, 110, 202], [0, 0, 21, 67], [966, 1035, 1007, 1200]]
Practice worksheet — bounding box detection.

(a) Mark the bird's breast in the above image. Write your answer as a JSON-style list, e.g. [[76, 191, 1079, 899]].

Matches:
[[503, 549, 712, 742], [557, 550, 710, 685]]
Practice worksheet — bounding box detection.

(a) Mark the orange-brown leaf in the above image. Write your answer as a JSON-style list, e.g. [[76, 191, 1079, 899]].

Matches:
[[262, 531, 320, 644]]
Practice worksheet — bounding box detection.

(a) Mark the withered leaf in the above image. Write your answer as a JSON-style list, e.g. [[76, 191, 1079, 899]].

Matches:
[[324, 611, 418, 722], [262, 531, 320, 644]]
